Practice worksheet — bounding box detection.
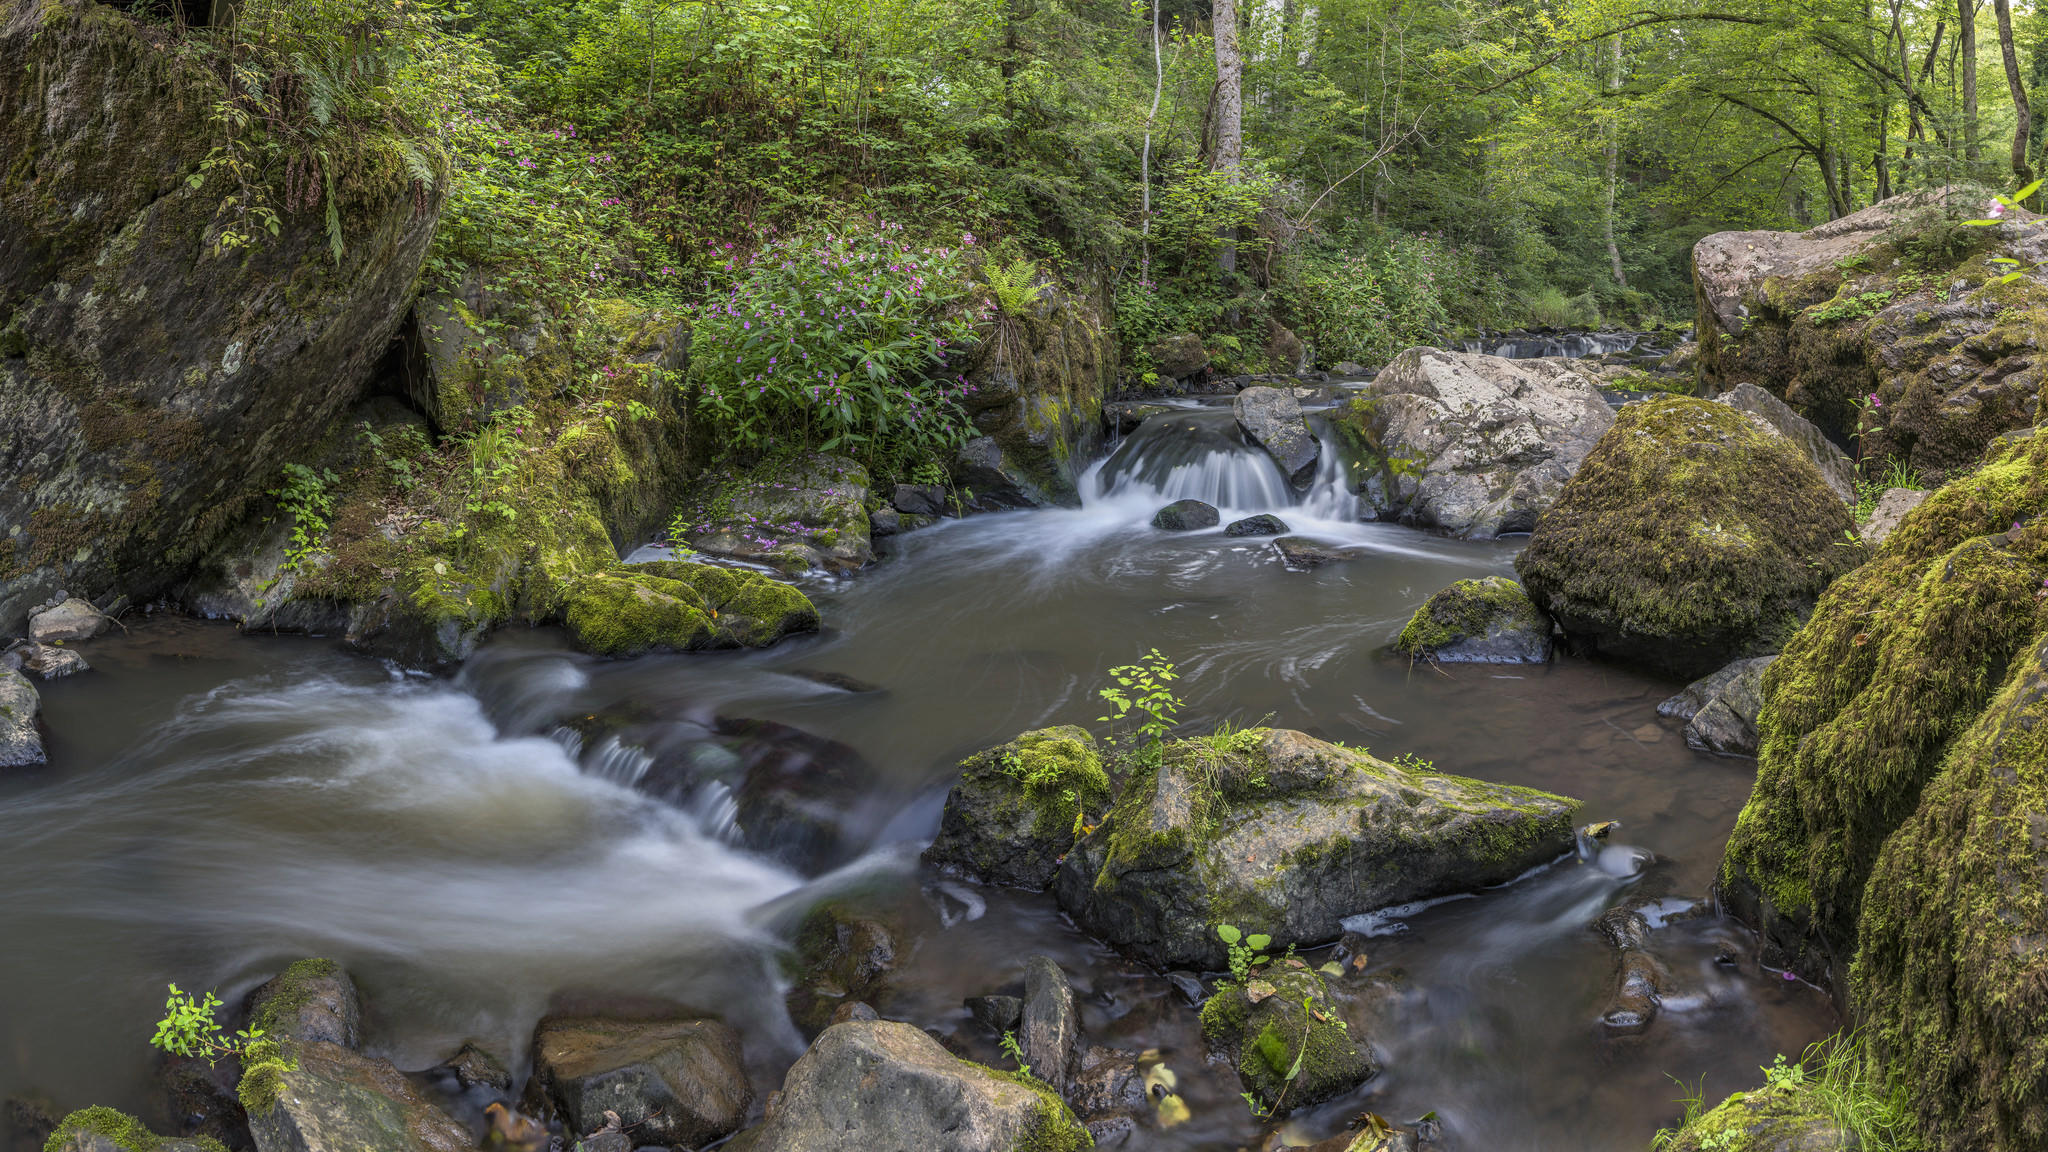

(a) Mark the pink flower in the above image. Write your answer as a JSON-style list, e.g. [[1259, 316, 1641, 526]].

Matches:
[[1989, 199, 2007, 218]]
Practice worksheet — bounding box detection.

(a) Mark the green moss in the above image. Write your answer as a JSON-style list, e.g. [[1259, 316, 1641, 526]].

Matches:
[[1197, 968, 1369, 1112], [44, 1107, 228, 1152], [979, 1067, 1092, 1152], [1394, 576, 1544, 656], [235, 1037, 296, 1115], [248, 957, 340, 1037]]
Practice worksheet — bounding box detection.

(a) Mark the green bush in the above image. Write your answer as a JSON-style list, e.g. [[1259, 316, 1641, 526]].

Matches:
[[1281, 233, 1463, 368], [1522, 285, 1602, 329]]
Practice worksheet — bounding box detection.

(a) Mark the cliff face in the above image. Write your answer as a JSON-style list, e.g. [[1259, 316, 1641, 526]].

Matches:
[[0, 0, 443, 631]]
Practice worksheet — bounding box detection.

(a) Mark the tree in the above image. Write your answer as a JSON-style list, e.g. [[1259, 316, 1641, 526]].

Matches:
[[1212, 0, 1242, 287], [1994, 0, 2032, 183]]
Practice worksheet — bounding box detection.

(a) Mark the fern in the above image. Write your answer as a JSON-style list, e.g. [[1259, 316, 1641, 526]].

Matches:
[[983, 257, 1047, 316], [320, 156, 343, 265]]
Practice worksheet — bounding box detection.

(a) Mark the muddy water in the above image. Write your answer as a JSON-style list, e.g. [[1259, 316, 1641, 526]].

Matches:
[[0, 411, 1835, 1150]]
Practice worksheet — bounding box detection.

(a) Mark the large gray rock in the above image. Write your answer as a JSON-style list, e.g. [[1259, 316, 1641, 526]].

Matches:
[[15, 642, 88, 679], [1019, 956, 1081, 1091], [1151, 333, 1209, 382], [1861, 486, 1929, 547], [1053, 728, 1580, 969], [0, 0, 443, 634], [246, 959, 361, 1050], [0, 667, 45, 768], [1233, 386, 1320, 488], [1659, 656, 1777, 757], [727, 1020, 1088, 1152], [923, 727, 1111, 889], [528, 1016, 751, 1148], [1714, 383, 1856, 503], [1152, 500, 1220, 531], [1351, 348, 1615, 538], [1394, 577, 1552, 664], [247, 1042, 471, 1152], [27, 599, 106, 643]]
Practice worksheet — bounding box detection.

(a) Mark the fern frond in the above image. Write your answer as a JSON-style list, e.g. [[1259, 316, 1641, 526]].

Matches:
[[319, 155, 343, 266]]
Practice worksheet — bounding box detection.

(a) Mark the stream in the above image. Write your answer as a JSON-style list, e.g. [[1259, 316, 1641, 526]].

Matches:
[[0, 399, 1835, 1151]]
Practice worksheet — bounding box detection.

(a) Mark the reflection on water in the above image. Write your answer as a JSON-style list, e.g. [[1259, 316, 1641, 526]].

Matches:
[[0, 411, 1832, 1150]]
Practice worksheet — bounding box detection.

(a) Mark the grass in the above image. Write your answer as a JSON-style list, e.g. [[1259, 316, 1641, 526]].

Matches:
[[1650, 1031, 1925, 1152], [1853, 457, 1925, 522]]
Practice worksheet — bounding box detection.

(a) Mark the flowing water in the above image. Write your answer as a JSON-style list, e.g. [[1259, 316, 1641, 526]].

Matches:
[[0, 404, 1834, 1151], [1459, 333, 1642, 360]]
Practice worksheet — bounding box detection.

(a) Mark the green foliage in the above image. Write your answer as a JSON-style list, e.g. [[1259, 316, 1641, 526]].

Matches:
[[1214, 923, 1272, 981], [269, 463, 339, 574], [1278, 233, 1471, 367], [150, 985, 264, 1066], [356, 422, 431, 492], [999, 1029, 1032, 1079], [1095, 648, 1183, 752], [1523, 285, 1602, 330], [689, 220, 986, 468], [984, 257, 1049, 316]]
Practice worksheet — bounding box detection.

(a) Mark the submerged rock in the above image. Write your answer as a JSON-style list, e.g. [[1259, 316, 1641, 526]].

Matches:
[[1394, 577, 1552, 664], [678, 453, 873, 572], [1224, 514, 1290, 537], [1152, 500, 1220, 531], [1272, 536, 1360, 569], [1713, 383, 1856, 504], [563, 562, 818, 657], [924, 726, 1110, 889], [1515, 397, 1861, 679], [0, 668, 46, 768], [1658, 656, 1775, 757], [1053, 728, 1580, 969], [527, 1015, 751, 1148], [247, 1041, 471, 1152], [28, 600, 106, 644], [1860, 486, 1928, 547], [1347, 348, 1614, 538], [785, 903, 901, 1035], [1234, 386, 1320, 489], [45, 1108, 225, 1152], [726, 1020, 1089, 1152], [1200, 965, 1373, 1112]]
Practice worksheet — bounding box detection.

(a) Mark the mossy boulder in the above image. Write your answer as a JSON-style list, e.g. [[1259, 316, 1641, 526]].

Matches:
[[245, 1041, 471, 1152], [0, 0, 443, 634], [562, 562, 817, 657], [1514, 397, 1863, 679], [675, 453, 872, 572], [924, 726, 1113, 889], [959, 282, 1113, 508], [1394, 576, 1552, 664], [1199, 966, 1373, 1113], [43, 1107, 227, 1152], [1653, 1083, 1854, 1152], [1051, 728, 1580, 970], [724, 1020, 1089, 1152], [526, 1015, 751, 1148], [1717, 429, 2048, 1148], [245, 959, 359, 1050]]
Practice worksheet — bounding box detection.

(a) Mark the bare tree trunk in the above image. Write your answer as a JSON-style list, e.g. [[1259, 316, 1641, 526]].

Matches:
[[1214, 0, 1243, 317], [1142, 0, 1162, 261], [1994, 0, 2033, 184], [1603, 34, 1626, 287], [1962, 0, 1980, 163]]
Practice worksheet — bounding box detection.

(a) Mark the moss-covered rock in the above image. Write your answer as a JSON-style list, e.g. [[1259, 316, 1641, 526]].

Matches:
[[245, 958, 360, 1050], [1514, 397, 1862, 678], [783, 902, 900, 1035], [957, 282, 1114, 508], [1652, 1084, 1854, 1152], [42, 1106, 227, 1152], [244, 1041, 471, 1152], [0, 0, 444, 634], [1199, 966, 1373, 1113], [1394, 576, 1552, 664], [1051, 728, 1579, 970], [562, 562, 817, 657], [924, 726, 1113, 889], [1715, 429, 2048, 1149], [674, 453, 872, 572]]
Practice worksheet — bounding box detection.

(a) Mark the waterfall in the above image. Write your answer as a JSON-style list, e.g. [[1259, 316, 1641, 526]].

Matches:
[[1459, 332, 1640, 360]]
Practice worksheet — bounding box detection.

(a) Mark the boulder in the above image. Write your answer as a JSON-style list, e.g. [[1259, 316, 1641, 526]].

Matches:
[[868, 507, 903, 538], [0, 0, 444, 634], [1152, 500, 1220, 531], [726, 1020, 1088, 1152], [1053, 728, 1579, 969], [1394, 577, 1552, 664], [1658, 656, 1776, 757], [1224, 514, 1290, 537], [923, 726, 1112, 889], [1233, 387, 1320, 489], [953, 435, 1064, 510], [785, 903, 900, 1035], [1860, 487, 1929, 547], [1267, 325, 1308, 374], [27, 599, 106, 643], [893, 484, 948, 517], [1716, 429, 2048, 1147], [43, 1108, 224, 1152], [1347, 348, 1615, 538], [965, 996, 1024, 1036], [0, 667, 46, 768], [1019, 956, 1081, 1091], [15, 642, 88, 679], [245, 960, 361, 1050], [1104, 401, 1174, 435], [245, 1041, 471, 1152], [1199, 965, 1373, 1112], [677, 453, 872, 572], [959, 283, 1112, 506], [1272, 536, 1359, 569], [1150, 333, 1210, 382], [1514, 397, 1862, 679], [527, 1015, 751, 1148], [563, 562, 818, 657], [1332, 361, 1370, 377], [1713, 382, 1856, 504], [1652, 1084, 1856, 1152]]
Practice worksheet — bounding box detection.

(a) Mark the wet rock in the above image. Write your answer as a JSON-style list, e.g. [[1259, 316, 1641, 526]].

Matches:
[[953, 435, 1063, 510], [676, 453, 873, 571], [924, 726, 1111, 889], [1659, 657, 1776, 757], [785, 904, 900, 1035], [160, 1049, 252, 1150], [527, 1015, 751, 1148], [1860, 486, 1929, 547], [1346, 348, 1614, 538], [1234, 386, 1320, 488], [434, 1043, 512, 1093], [1200, 965, 1373, 1112], [1272, 536, 1360, 568], [1332, 361, 1370, 377], [6, 1093, 60, 1151], [562, 562, 819, 657], [247, 1042, 472, 1152], [1515, 398, 1860, 680], [0, 668, 45, 767], [245, 959, 361, 1050], [1020, 956, 1082, 1091], [44, 1108, 226, 1152], [1654, 1083, 1857, 1151], [13, 642, 88, 679], [893, 484, 949, 517], [1225, 514, 1291, 537], [1105, 401, 1174, 434], [721, 717, 866, 873], [27, 600, 106, 644], [1394, 577, 1552, 664], [1713, 382, 1856, 504], [1055, 728, 1580, 969], [1151, 333, 1210, 383], [964, 995, 1024, 1035], [1067, 1046, 1147, 1131], [1152, 500, 1220, 531], [1592, 905, 1667, 1035], [725, 1020, 1089, 1152], [868, 507, 903, 537], [830, 1002, 880, 1025]]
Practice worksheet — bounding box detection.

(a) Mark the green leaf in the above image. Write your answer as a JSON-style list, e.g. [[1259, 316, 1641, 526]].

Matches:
[[1246, 933, 1272, 950], [1216, 924, 1242, 944], [2016, 179, 2044, 202]]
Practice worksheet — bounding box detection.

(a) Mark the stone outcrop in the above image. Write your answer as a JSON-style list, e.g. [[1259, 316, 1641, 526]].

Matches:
[[1659, 656, 1775, 757], [1233, 386, 1319, 488], [1860, 486, 1928, 546], [1515, 397, 1862, 679], [1345, 348, 1614, 538], [955, 284, 1113, 507], [1394, 576, 1552, 664], [0, 0, 444, 634], [923, 726, 1111, 889], [1712, 382, 1857, 504], [676, 453, 872, 573]]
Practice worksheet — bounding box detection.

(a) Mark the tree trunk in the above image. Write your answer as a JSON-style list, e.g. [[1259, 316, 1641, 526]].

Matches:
[[1994, 0, 2033, 184], [1603, 34, 1626, 287], [1213, 0, 1243, 312], [1142, 0, 1162, 257], [1962, 0, 1980, 163]]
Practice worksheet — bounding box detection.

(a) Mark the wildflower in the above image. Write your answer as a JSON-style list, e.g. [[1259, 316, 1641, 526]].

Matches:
[[1989, 199, 2007, 219]]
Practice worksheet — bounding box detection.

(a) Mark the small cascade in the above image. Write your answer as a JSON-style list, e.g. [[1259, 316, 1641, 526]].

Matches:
[[690, 779, 744, 846], [584, 734, 655, 788], [1296, 417, 1361, 521], [1461, 332, 1640, 360], [1088, 409, 1295, 511]]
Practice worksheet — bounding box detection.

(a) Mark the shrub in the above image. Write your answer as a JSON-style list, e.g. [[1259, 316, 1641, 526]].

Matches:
[[1282, 233, 1462, 368]]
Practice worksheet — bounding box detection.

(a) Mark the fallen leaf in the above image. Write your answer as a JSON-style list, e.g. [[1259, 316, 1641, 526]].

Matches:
[[1245, 979, 1277, 1003], [1319, 962, 1345, 977], [1154, 1093, 1191, 1128]]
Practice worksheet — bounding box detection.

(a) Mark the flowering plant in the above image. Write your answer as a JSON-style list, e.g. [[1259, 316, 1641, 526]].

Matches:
[[689, 219, 988, 465]]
